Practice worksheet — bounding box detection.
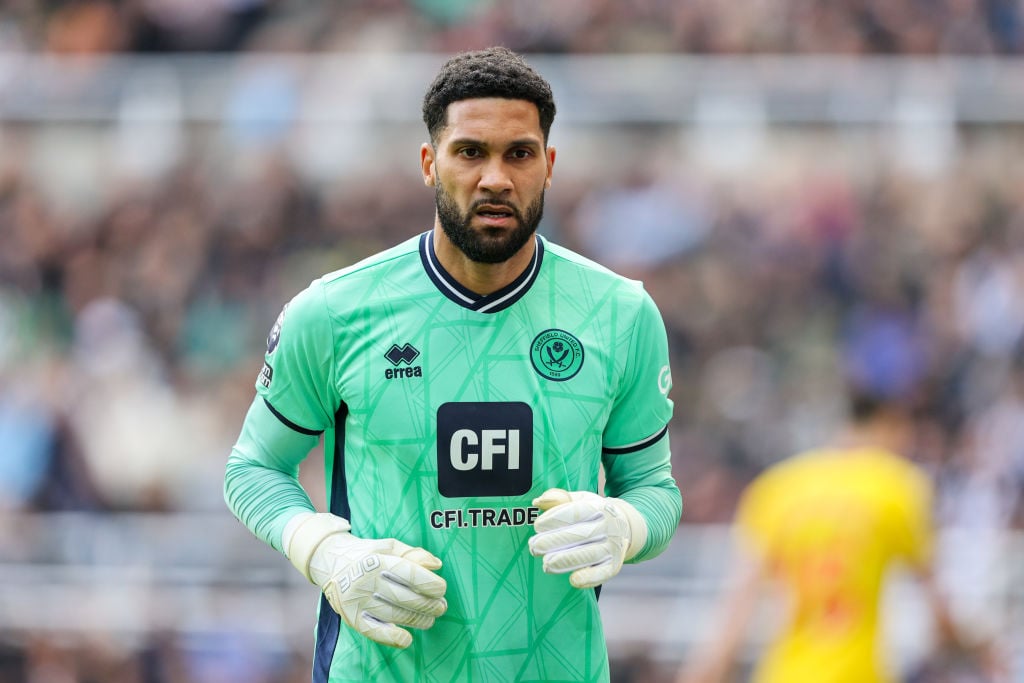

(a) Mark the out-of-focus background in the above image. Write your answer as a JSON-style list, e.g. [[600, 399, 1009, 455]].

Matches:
[[1, 1, 1023, 682]]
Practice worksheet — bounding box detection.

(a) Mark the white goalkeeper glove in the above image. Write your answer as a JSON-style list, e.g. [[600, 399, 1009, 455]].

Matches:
[[528, 488, 648, 589], [283, 512, 447, 649]]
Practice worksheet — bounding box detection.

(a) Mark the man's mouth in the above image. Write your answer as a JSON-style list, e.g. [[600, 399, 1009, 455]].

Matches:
[[475, 204, 515, 219]]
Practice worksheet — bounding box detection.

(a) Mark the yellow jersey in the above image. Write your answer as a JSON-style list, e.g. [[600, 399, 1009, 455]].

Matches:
[[736, 447, 934, 683]]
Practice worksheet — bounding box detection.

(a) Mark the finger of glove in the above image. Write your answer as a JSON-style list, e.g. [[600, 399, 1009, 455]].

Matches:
[[379, 554, 447, 599], [387, 539, 444, 571], [364, 593, 442, 630], [532, 487, 574, 510], [539, 543, 614, 575], [378, 574, 448, 619], [569, 563, 617, 589], [321, 556, 444, 628], [356, 613, 414, 649], [529, 516, 606, 556], [325, 581, 439, 647], [533, 499, 604, 533]]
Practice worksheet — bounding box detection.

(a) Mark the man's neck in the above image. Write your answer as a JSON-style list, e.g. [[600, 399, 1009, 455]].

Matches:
[[432, 227, 537, 296], [832, 416, 909, 455]]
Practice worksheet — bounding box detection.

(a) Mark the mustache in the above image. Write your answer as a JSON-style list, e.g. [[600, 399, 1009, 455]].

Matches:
[[470, 198, 519, 214]]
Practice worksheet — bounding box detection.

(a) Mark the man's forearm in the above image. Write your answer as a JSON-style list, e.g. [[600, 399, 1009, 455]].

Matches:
[[224, 398, 320, 552], [604, 444, 682, 563], [620, 480, 682, 562], [224, 451, 315, 553]]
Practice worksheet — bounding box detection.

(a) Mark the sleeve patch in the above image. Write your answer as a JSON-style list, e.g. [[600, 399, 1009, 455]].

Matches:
[[258, 362, 273, 388], [266, 304, 289, 354]]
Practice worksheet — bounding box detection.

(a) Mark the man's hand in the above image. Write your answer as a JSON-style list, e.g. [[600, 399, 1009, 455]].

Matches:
[[528, 488, 648, 588], [284, 512, 447, 648]]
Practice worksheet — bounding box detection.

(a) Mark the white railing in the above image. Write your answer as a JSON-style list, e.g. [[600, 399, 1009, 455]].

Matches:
[[1, 55, 1023, 124], [1, 512, 1020, 672]]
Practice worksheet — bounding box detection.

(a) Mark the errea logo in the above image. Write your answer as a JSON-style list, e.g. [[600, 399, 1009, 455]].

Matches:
[[384, 343, 422, 379]]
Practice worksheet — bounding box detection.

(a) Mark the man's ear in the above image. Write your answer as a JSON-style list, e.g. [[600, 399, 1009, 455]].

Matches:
[[545, 145, 556, 188], [421, 143, 436, 187]]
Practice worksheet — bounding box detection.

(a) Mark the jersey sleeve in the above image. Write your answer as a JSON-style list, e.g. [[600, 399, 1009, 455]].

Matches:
[[601, 288, 680, 563], [224, 397, 320, 553], [602, 445, 681, 563], [602, 288, 674, 451], [888, 460, 935, 569], [256, 279, 340, 434], [226, 280, 340, 553]]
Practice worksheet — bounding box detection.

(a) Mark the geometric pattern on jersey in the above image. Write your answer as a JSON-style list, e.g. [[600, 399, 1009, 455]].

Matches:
[[258, 231, 673, 682]]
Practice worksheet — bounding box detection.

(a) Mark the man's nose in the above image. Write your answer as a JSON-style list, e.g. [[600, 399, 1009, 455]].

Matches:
[[478, 160, 513, 194]]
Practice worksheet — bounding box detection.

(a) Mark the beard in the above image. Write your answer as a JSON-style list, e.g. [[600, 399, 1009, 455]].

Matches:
[[435, 182, 545, 264]]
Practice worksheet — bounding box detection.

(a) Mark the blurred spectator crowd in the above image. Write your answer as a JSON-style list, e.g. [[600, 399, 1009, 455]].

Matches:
[[5, 117, 1024, 679], [2, 3, 1024, 679], [4, 121, 1023, 529], [0, 0, 1022, 56]]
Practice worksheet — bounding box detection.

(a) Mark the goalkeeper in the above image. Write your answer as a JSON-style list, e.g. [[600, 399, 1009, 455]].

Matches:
[[224, 46, 682, 683]]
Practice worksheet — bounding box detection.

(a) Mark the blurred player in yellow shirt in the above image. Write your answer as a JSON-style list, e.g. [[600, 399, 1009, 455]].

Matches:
[[677, 390, 1004, 683]]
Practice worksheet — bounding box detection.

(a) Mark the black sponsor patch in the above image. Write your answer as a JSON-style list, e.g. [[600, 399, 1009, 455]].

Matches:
[[437, 402, 533, 498], [258, 363, 273, 388]]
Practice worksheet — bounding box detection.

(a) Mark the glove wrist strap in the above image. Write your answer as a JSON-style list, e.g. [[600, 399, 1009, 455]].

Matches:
[[610, 498, 648, 561], [284, 512, 352, 584]]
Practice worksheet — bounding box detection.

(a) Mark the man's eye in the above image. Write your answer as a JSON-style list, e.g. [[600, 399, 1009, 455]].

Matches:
[[510, 149, 532, 159], [460, 148, 481, 158]]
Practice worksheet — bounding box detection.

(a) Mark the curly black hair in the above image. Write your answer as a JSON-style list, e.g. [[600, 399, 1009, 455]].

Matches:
[[422, 46, 556, 145]]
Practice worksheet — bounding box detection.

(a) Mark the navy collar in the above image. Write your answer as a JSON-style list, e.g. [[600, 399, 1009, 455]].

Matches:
[[419, 230, 544, 314]]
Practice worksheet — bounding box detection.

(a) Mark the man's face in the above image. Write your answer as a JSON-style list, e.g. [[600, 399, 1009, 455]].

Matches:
[[421, 98, 556, 264]]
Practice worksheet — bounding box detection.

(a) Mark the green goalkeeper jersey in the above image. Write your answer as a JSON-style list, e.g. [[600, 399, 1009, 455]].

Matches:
[[229, 231, 681, 682]]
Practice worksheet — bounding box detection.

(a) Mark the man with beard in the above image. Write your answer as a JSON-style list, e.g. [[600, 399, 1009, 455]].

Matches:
[[224, 46, 682, 683]]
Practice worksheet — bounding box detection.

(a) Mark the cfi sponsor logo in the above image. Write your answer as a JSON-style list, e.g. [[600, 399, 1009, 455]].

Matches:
[[384, 343, 423, 379], [436, 401, 534, 498]]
